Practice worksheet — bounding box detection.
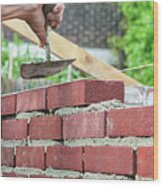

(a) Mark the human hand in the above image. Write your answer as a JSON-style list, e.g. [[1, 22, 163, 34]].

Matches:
[[24, 4, 65, 47]]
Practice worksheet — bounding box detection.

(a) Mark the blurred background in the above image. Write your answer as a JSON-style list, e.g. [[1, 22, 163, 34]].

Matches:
[[1, 1, 154, 94]]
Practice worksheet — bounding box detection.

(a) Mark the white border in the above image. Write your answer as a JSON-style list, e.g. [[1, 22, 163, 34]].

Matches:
[[1, 0, 163, 186]]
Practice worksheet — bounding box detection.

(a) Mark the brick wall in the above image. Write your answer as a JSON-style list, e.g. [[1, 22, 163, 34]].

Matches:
[[1, 80, 154, 180]]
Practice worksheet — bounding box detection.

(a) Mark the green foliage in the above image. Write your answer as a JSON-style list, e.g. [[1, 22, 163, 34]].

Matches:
[[2, 34, 40, 80], [108, 1, 154, 86], [1, 33, 88, 86]]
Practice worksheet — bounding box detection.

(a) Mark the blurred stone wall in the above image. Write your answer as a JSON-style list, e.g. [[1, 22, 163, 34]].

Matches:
[[58, 3, 122, 48]]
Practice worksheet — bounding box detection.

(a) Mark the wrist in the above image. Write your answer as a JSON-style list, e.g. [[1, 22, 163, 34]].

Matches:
[[19, 5, 42, 21]]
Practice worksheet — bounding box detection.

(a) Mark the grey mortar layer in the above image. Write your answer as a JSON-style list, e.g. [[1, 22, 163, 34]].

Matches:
[[28, 139, 62, 147], [15, 100, 126, 120], [64, 137, 153, 150], [16, 111, 45, 119], [83, 172, 134, 180], [1, 166, 134, 180], [1, 166, 82, 178], [54, 99, 126, 116], [2, 137, 153, 150], [1, 139, 26, 147]]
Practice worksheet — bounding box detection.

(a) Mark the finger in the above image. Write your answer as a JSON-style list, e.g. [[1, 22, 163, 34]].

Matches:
[[53, 3, 65, 14], [47, 12, 63, 21], [48, 19, 61, 29], [50, 20, 61, 30], [47, 15, 63, 27]]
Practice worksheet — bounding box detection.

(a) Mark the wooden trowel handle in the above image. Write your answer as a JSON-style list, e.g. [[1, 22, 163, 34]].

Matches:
[[42, 4, 56, 61], [43, 4, 56, 29]]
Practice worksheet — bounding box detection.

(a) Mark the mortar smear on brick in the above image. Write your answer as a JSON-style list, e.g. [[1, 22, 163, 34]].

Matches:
[[28, 140, 62, 147], [83, 172, 134, 180], [16, 111, 45, 119], [45, 168, 83, 178], [54, 99, 126, 116], [14, 100, 125, 119], [1, 140, 26, 147]]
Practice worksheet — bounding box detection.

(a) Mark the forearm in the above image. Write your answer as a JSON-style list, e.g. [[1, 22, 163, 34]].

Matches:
[[1, 5, 37, 21]]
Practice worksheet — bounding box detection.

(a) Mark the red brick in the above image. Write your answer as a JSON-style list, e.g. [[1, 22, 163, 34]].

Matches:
[[47, 80, 124, 109], [29, 116, 62, 140], [1, 94, 16, 116], [16, 147, 45, 169], [106, 106, 153, 137], [137, 147, 154, 179], [63, 112, 105, 139], [16, 88, 46, 112], [84, 146, 133, 175], [2, 119, 27, 140], [46, 146, 83, 171], [2, 172, 28, 178], [85, 80, 124, 103], [47, 81, 85, 109], [1, 147, 14, 167]]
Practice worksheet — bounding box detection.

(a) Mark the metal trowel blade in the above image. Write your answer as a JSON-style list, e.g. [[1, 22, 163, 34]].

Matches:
[[20, 59, 76, 79]]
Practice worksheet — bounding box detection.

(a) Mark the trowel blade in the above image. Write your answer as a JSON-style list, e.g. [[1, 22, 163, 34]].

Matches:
[[20, 59, 76, 79]]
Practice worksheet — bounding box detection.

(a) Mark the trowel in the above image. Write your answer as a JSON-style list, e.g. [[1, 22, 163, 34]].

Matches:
[[20, 4, 76, 79]]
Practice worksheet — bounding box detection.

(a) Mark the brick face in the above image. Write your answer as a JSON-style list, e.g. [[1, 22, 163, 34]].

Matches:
[[1, 94, 16, 116], [16, 88, 46, 112], [47, 80, 124, 109], [1, 147, 15, 167], [29, 116, 62, 140], [2, 119, 27, 140], [46, 146, 83, 171], [106, 106, 154, 137], [63, 112, 105, 139], [137, 147, 154, 179], [84, 146, 134, 175], [47, 81, 85, 109], [85, 80, 124, 103], [16, 147, 45, 169]]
